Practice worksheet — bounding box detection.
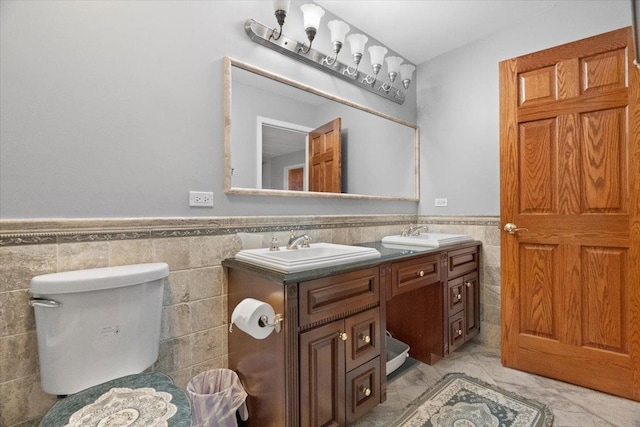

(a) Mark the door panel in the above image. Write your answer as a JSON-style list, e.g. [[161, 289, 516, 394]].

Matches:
[[308, 118, 341, 193], [500, 27, 640, 401]]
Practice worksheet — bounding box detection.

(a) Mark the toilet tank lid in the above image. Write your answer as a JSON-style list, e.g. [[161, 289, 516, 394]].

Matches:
[[30, 263, 169, 295]]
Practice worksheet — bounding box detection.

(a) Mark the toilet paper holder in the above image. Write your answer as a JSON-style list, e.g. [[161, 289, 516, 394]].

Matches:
[[229, 312, 284, 334], [258, 313, 284, 333]]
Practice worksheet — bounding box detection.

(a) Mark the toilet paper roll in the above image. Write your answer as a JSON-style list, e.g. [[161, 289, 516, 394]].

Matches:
[[230, 298, 276, 339]]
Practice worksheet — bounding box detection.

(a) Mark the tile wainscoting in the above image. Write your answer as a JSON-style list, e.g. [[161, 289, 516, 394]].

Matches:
[[0, 214, 499, 427]]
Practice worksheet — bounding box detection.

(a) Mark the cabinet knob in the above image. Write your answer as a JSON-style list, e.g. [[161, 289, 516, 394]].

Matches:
[[417, 270, 425, 277], [360, 386, 372, 397], [360, 334, 371, 343], [456, 293, 462, 300], [338, 332, 348, 341], [458, 329, 463, 336], [465, 281, 472, 288]]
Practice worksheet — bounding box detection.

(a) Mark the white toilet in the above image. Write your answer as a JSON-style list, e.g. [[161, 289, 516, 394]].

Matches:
[[30, 263, 191, 426]]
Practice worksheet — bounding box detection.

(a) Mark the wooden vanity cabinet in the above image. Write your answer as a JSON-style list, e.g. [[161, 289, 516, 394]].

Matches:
[[227, 264, 384, 427], [445, 245, 480, 354], [386, 242, 481, 364]]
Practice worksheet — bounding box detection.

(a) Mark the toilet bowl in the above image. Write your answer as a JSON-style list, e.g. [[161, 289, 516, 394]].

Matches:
[[30, 263, 191, 426]]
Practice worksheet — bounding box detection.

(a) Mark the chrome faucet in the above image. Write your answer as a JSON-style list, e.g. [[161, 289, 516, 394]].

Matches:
[[401, 225, 428, 237], [287, 230, 311, 249]]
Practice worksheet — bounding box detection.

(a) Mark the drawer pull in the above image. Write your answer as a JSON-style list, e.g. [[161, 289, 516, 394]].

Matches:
[[360, 386, 372, 397], [417, 270, 425, 277], [457, 329, 463, 336], [466, 281, 472, 288], [339, 332, 348, 341], [456, 293, 462, 300], [359, 334, 371, 343]]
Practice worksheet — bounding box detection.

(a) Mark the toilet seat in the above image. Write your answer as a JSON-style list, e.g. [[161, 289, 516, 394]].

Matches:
[[39, 372, 191, 427]]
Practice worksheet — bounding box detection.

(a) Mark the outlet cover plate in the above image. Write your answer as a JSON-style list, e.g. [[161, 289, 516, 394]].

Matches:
[[189, 191, 214, 207]]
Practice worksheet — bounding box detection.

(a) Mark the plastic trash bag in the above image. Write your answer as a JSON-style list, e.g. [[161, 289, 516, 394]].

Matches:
[[186, 369, 248, 427]]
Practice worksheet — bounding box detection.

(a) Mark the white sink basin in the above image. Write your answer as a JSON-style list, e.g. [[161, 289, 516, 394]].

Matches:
[[235, 243, 381, 273], [381, 232, 473, 248]]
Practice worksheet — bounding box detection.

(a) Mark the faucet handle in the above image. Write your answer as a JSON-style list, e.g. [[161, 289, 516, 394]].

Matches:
[[301, 235, 311, 248], [401, 228, 410, 237], [269, 237, 280, 251]]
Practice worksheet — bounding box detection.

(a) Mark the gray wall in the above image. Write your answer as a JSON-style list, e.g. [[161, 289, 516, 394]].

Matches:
[[0, 1, 633, 219], [0, 1, 417, 219], [417, 0, 631, 216]]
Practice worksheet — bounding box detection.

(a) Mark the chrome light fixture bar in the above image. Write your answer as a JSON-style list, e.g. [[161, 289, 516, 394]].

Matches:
[[245, 19, 409, 104]]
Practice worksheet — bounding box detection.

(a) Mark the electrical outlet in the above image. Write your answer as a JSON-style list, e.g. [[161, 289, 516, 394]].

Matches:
[[189, 191, 214, 207], [434, 198, 448, 207]]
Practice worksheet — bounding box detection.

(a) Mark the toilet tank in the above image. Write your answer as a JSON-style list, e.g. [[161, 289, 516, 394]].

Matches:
[[30, 263, 169, 395]]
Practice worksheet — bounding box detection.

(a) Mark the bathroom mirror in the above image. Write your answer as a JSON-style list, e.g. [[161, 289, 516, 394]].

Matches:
[[224, 57, 420, 201]]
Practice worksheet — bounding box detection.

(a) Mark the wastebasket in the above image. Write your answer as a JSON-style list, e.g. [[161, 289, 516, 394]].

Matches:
[[186, 369, 248, 427]]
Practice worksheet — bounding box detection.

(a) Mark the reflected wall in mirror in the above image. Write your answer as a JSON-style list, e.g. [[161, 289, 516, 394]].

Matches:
[[224, 57, 419, 201]]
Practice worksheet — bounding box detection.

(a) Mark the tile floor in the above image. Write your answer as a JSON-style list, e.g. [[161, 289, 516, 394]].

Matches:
[[352, 342, 640, 427]]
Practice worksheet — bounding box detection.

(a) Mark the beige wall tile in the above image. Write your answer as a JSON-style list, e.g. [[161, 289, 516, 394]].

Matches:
[[153, 237, 191, 271], [192, 327, 225, 365], [190, 297, 224, 333], [109, 239, 153, 266], [189, 236, 221, 268], [164, 271, 191, 306], [216, 235, 242, 261], [160, 304, 191, 341], [0, 245, 57, 293], [166, 367, 193, 389], [58, 242, 109, 272], [0, 332, 39, 383], [190, 267, 223, 301], [0, 374, 57, 427], [155, 336, 193, 373], [190, 356, 226, 378], [0, 290, 35, 337]]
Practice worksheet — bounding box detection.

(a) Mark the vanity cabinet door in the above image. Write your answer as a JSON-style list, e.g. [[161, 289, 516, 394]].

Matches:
[[463, 272, 480, 339], [300, 321, 346, 427]]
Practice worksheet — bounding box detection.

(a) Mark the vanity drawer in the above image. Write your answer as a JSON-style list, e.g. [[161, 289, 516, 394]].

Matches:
[[448, 312, 466, 352], [299, 267, 380, 327], [346, 356, 381, 425], [390, 254, 441, 297], [447, 276, 465, 317], [345, 307, 381, 372], [447, 245, 478, 278]]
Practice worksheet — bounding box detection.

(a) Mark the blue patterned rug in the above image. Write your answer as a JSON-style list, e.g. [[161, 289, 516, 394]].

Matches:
[[392, 373, 553, 427]]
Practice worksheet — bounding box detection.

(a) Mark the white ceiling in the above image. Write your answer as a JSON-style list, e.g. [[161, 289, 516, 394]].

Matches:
[[315, 0, 575, 65]]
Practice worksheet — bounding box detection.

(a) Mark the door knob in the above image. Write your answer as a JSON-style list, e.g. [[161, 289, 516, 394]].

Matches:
[[504, 223, 529, 234]]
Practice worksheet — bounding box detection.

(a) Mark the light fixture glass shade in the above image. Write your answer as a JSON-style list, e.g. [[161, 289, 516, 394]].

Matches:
[[327, 20, 350, 44], [368, 46, 388, 66], [347, 34, 368, 56], [300, 3, 325, 31], [385, 56, 404, 74], [273, 0, 290, 13], [400, 63, 416, 89]]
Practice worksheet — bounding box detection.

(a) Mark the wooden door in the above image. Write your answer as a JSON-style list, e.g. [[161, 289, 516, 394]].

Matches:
[[500, 27, 640, 401], [299, 321, 345, 427], [288, 167, 303, 191], [308, 118, 341, 193]]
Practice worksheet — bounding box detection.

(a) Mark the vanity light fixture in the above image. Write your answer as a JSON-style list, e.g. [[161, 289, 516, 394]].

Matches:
[[298, 3, 325, 54], [244, 2, 417, 104], [270, 0, 290, 41]]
